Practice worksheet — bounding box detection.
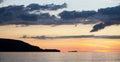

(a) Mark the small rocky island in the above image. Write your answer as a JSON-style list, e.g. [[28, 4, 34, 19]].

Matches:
[[68, 50, 78, 52], [0, 38, 60, 52]]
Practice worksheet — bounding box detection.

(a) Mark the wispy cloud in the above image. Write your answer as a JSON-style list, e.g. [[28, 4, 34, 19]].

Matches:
[[21, 35, 120, 39], [106, 0, 120, 2]]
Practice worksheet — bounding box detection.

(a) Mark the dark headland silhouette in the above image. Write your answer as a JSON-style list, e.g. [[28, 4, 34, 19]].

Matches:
[[0, 38, 60, 52]]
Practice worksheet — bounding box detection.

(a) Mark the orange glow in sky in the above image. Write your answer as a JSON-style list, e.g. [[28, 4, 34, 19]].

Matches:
[[0, 25, 120, 52], [19, 38, 120, 52]]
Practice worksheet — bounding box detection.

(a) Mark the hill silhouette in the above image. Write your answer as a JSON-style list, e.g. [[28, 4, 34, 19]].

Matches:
[[0, 38, 60, 52]]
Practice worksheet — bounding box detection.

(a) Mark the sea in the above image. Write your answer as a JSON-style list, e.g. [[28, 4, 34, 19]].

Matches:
[[0, 52, 120, 62]]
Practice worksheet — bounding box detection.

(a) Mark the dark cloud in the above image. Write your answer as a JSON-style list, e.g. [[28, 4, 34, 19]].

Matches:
[[57, 10, 98, 25], [59, 11, 97, 19], [0, 4, 63, 25], [21, 35, 120, 39], [58, 5, 120, 32], [0, 4, 97, 25], [26, 3, 67, 11], [0, 3, 120, 32], [90, 23, 105, 32], [0, 5, 25, 23], [98, 5, 120, 15], [90, 22, 114, 32], [18, 14, 39, 21], [0, 0, 3, 4], [90, 5, 120, 32]]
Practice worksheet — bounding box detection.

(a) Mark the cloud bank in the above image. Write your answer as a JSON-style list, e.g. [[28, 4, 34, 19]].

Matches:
[[0, 3, 120, 32], [59, 5, 120, 32], [0, 3, 67, 25]]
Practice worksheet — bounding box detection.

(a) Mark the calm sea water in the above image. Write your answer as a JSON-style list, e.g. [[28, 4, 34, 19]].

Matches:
[[0, 52, 120, 62]]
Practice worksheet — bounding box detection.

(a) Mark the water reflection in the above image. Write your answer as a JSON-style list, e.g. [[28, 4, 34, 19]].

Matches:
[[0, 52, 120, 62]]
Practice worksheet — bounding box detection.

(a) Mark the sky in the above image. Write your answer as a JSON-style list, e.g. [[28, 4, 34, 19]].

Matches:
[[0, 0, 120, 52], [0, 0, 120, 10]]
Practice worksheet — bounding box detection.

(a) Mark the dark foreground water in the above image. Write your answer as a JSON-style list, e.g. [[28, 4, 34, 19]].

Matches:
[[0, 52, 120, 62]]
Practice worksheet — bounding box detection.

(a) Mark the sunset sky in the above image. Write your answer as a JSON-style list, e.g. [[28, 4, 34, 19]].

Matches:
[[0, 0, 120, 52]]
